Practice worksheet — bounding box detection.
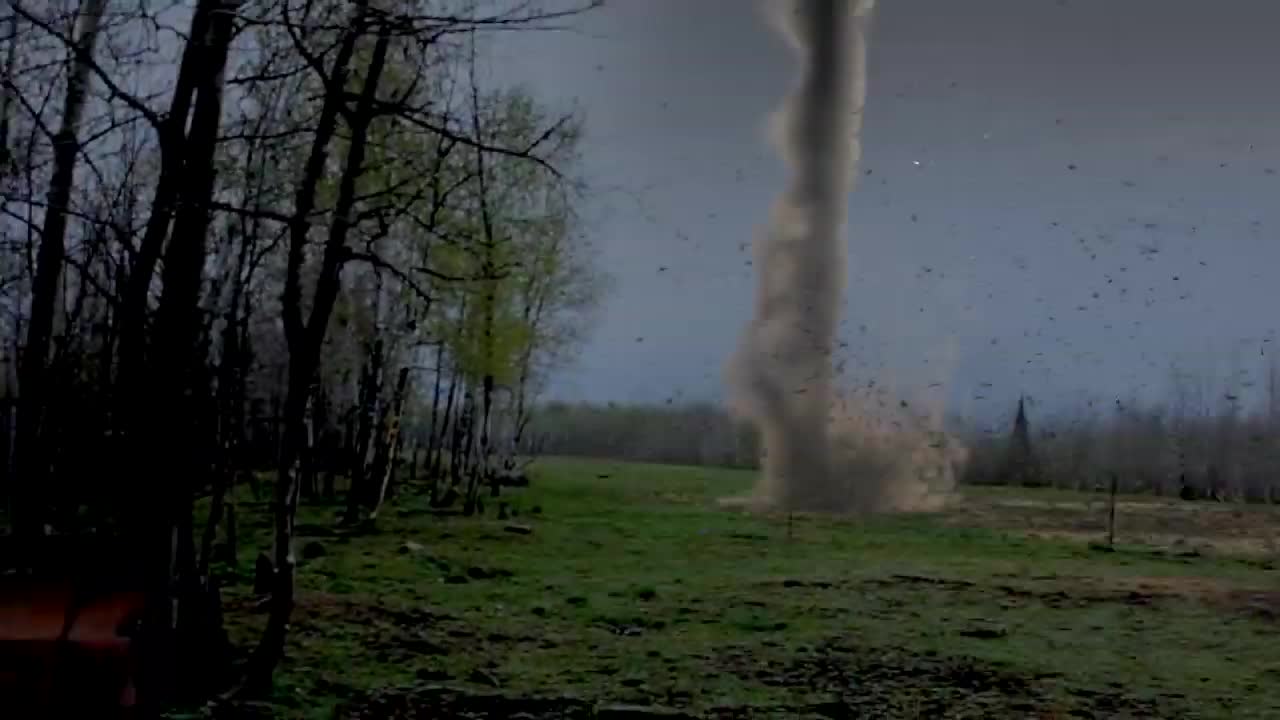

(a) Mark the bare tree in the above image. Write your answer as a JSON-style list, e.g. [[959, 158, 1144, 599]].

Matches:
[[11, 0, 108, 539]]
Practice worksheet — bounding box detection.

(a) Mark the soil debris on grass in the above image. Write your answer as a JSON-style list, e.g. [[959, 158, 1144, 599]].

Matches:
[[336, 684, 594, 719], [958, 621, 1008, 639], [333, 649, 1177, 720], [713, 642, 1175, 719], [216, 458, 1280, 720], [595, 703, 698, 720]]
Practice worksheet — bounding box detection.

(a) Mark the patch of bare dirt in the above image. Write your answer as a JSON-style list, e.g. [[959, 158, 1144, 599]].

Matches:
[[224, 591, 453, 627], [1058, 575, 1280, 621], [224, 591, 549, 677], [945, 494, 1280, 557], [859, 571, 1280, 624], [714, 640, 1178, 719], [252, 586, 1223, 719], [335, 684, 597, 719], [334, 664, 1173, 720], [299, 592, 451, 623]]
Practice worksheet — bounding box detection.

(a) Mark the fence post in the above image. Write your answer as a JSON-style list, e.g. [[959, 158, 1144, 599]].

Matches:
[[1107, 472, 1119, 547]]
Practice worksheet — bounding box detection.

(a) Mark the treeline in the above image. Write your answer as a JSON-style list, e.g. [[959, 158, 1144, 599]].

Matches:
[[532, 387, 1280, 504], [963, 401, 1280, 503], [532, 400, 760, 468], [0, 0, 602, 708]]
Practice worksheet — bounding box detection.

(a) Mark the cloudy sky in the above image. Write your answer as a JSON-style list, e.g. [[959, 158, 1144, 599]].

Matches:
[[489, 0, 1280, 422]]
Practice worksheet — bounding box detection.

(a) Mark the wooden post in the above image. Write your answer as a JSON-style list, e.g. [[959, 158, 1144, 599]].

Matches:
[[1107, 472, 1118, 547]]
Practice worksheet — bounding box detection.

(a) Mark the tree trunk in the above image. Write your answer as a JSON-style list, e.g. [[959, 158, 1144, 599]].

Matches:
[[243, 361, 310, 692], [244, 6, 387, 691], [369, 366, 410, 519], [321, 430, 338, 498], [0, 10, 18, 164], [432, 369, 459, 486], [344, 339, 383, 522], [424, 341, 445, 477], [198, 470, 231, 584], [0, 396, 12, 516], [204, 233, 253, 582], [12, 0, 107, 539], [270, 365, 286, 474], [460, 60, 504, 512], [481, 374, 499, 498], [140, 0, 238, 706], [114, 0, 216, 445], [408, 441, 420, 485], [451, 391, 474, 495], [309, 386, 330, 498], [225, 502, 238, 568], [459, 393, 481, 514], [299, 387, 318, 501]]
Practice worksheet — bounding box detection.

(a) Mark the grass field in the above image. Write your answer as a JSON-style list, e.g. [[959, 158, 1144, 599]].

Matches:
[[215, 458, 1280, 719]]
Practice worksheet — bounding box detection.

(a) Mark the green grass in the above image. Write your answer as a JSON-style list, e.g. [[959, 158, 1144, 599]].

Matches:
[[216, 457, 1280, 719]]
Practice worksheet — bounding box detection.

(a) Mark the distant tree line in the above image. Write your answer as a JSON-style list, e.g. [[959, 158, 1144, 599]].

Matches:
[[531, 400, 761, 469], [532, 365, 1280, 505], [961, 372, 1280, 504]]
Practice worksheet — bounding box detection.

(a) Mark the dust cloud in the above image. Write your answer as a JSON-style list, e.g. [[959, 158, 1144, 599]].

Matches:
[[724, 0, 966, 514]]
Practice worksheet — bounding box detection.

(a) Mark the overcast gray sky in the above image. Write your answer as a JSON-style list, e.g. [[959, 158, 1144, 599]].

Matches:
[[489, 0, 1280, 422]]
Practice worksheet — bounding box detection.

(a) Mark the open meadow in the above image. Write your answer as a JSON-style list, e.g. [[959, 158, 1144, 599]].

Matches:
[[11, 2, 1280, 717], [216, 458, 1280, 720]]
